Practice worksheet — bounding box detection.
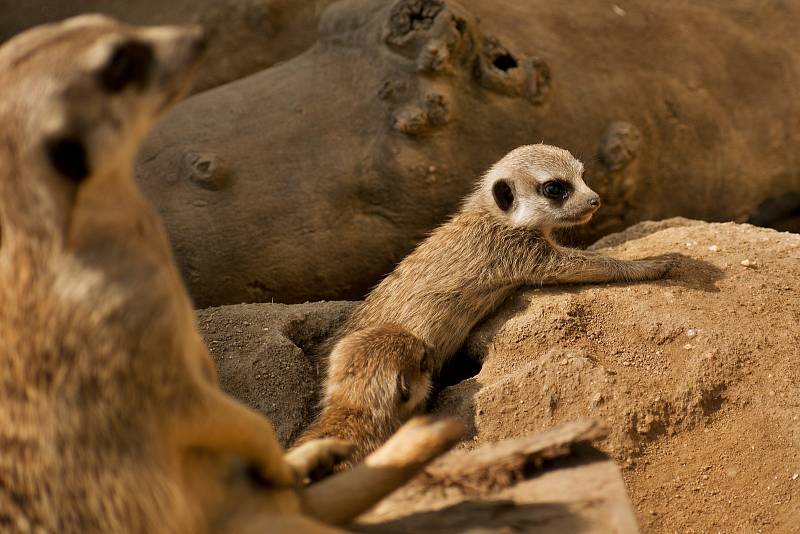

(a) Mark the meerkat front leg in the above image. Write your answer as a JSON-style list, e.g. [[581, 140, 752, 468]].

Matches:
[[170, 385, 296, 487], [543, 248, 676, 285]]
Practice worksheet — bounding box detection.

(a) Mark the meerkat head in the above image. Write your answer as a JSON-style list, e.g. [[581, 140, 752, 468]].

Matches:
[[476, 144, 601, 230], [326, 325, 433, 418], [0, 15, 206, 235]]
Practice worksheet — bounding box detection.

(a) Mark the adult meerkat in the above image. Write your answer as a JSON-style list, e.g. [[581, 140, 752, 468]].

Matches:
[[294, 325, 433, 468], [0, 15, 462, 533], [299, 144, 675, 456]]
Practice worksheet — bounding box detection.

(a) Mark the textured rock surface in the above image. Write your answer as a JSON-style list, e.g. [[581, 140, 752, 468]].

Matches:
[[197, 300, 354, 445], [354, 419, 638, 533], [0, 0, 335, 93], [136, 0, 800, 306], [198, 220, 800, 532]]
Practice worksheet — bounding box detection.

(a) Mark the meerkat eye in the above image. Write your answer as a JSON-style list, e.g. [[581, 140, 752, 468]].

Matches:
[[541, 180, 570, 200], [492, 179, 515, 211], [45, 137, 90, 183], [98, 40, 154, 93]]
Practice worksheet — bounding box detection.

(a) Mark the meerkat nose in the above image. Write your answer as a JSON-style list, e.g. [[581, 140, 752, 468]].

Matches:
[[588, 195, 601, 209]]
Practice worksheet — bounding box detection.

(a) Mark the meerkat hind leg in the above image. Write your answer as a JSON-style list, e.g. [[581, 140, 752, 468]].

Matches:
[[546, 249, 675, 284], [285, 438, 354, 483], [301, 416, 464, 525], [171, 386, 295, 487]]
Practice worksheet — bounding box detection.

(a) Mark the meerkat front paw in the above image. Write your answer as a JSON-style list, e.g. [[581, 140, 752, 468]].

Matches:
[[285, 438, 354, 484], [634, 254, 679, 279]]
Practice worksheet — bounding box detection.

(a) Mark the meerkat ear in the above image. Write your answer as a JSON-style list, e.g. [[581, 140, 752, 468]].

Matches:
[[397, 372, 411, 403], [420, 350, 430, 374], [492, 179, 515, 211], [44, 136, 90, 183]]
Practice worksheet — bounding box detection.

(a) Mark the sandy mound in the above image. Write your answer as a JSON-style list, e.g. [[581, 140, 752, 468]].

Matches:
[[197, 219, 800, 532]]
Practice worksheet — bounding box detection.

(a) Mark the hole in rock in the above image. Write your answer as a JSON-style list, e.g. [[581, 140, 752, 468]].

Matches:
[[493, 53, 518, 71], [748, 191, 800, 233], [436, 348, 482, 388]]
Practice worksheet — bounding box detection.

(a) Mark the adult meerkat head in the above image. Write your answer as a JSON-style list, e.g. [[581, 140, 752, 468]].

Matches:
[[0, 15, 206, 233], [480, 144, 601, 229]]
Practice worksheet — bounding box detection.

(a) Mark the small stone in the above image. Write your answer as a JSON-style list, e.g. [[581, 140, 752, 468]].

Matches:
[[684, 343, 694, 350], [708, 245, 719, 252], [687, 328, 697, 338], [612, 4, 626, 16], [740, 259, 758, 268], [792, 473, 798, 480]]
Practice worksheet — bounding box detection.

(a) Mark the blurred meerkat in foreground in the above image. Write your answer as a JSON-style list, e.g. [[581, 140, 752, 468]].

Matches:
[[295, 325, 433, 468], [299, 144, 675, 458], [0, 15, 462, 533]]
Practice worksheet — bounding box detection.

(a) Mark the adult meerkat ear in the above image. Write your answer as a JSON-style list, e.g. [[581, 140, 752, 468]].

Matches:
[[492, 179, 515, 211], [44, 135, 90, 183]]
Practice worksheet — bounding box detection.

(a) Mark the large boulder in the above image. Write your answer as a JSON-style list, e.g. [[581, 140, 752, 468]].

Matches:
[[136, 0, 800, 306], [199, 219, 800, 533], [0, 0, 335, 93]]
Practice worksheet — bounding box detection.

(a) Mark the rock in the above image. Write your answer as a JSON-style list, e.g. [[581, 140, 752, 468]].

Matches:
[[352, 419, 639, 533], [196, 300, 355, 446], [0, 0, 336, 93], [136, 0, 800, 305]]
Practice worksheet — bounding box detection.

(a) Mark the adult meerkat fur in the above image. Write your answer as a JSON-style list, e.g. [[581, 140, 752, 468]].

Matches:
[[299, 144, 675, 456], [295, 325, 433, 468], [0, 15, 462, 533]]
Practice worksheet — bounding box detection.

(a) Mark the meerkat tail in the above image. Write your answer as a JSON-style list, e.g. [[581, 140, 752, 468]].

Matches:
[[169, 385, 295, 487], [300, 416, 464, 525]]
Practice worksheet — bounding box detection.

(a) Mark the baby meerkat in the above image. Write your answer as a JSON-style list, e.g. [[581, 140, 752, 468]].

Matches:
[[0, 15, 461, 533], [294, 325, 433, 467], [300, 144, 675, 452]]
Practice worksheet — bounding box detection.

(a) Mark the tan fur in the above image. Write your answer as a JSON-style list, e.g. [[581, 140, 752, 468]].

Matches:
[[300, 144, 675, 457], [0, 16, 462, 533], [295, 325, 432, 468]]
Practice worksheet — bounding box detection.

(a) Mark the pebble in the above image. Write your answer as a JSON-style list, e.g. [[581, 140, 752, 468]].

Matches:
[[687, 328, 697, 338], [740, 259, 758, 268], [792, 473, 798, 481], [708, 245, 719, 252], [612, 4, 627, 16], [684, 343, 694, 350]]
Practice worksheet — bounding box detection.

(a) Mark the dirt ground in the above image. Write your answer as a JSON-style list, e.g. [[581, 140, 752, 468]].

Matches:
[[198, 219, 799, 533]]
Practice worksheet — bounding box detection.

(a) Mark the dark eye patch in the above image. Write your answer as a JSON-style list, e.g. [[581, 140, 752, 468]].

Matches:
[[541, 180, 571, 200], [45, 137, 89, 183], [98, 40, 154, 93], [492, 179, 515, 211]]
